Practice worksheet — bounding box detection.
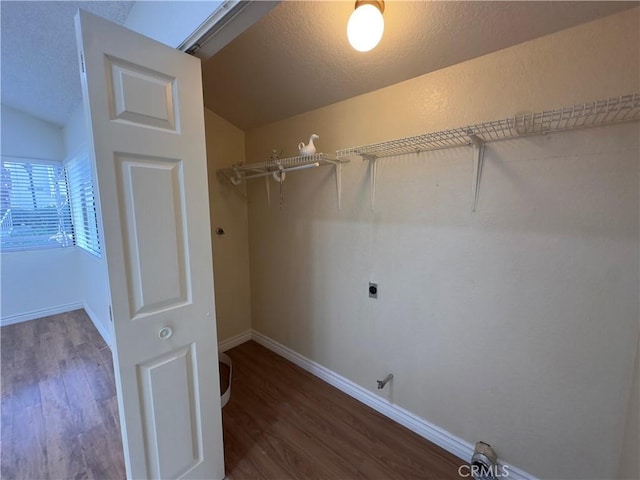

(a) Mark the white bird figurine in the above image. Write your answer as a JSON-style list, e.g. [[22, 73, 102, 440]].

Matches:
[[298, 134, 319, 156]]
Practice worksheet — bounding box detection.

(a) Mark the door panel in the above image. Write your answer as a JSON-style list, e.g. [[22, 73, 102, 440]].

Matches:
[[75, 10, 224, 479], [115, 155, 189, 317], [138, 344, 201, 479], [106, 55, 178, 131]]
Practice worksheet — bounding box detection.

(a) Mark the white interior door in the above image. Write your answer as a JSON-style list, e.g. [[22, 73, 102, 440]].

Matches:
[[74, 10, 224, 479]]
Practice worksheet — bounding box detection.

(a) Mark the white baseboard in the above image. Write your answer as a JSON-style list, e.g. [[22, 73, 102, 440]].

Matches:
[[83, 303, 112, 348], [250, 330, 535, 480], [0, 302, 84, 327], [217, 329, 252, 353]]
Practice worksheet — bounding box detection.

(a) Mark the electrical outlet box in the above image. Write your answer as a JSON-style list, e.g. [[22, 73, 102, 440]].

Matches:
[[369, 282, 378, 299]]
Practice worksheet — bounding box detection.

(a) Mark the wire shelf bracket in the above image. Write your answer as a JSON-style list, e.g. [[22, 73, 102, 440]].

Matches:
[[469, 135, 485, 213], [217, 153, 349, 209], [337, 93, 640, 212], [362, 154, 378, 212]]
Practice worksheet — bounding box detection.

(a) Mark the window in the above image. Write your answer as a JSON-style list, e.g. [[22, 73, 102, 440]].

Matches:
[[0, 158, 74, 251], [66, 155, 101, 256], [0, 155, 101, 256]]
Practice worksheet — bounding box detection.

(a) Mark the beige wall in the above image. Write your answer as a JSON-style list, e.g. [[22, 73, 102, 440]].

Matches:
[[204, 108, 252, 342], [618, 340, 639, 480], [243, 9, 640, 480]]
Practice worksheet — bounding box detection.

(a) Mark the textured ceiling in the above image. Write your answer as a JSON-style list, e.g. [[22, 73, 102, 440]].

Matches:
[[202, 1, 636, 131], [3, 1, 635, 130], [1, 1, 135, 127]]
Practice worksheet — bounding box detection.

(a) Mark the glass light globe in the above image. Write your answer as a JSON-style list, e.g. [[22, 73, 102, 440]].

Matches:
[[347, 3, 384, 52]]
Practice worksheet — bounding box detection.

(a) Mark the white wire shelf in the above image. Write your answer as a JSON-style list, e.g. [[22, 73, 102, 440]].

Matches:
[[218, 153, 342, 183], [218, 94, 639, 212], [217, 153, 348, 209], [336, 94, 640, 159], [337, 93, 639, 212]]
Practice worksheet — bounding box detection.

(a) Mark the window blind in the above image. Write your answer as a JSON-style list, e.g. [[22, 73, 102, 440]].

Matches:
[[0, 159, 74, 251], [66, 155, 101, 256]]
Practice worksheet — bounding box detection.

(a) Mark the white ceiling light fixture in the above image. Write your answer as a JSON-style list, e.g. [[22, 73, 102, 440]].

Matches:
[[347, 0, 385, 52]]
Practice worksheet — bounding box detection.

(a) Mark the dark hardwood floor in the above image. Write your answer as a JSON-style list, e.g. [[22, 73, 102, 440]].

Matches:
[[1, 309, 125, 480], [223, 341, 464, 479], [2, 312, 464, 479]]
